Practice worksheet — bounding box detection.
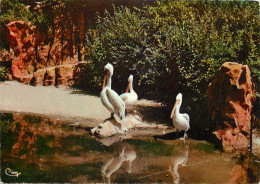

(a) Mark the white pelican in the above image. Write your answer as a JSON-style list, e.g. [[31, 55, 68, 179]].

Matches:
[[120, 75, 138, 105], [100, 63, 126, 123], [170, 93, 190, 142]]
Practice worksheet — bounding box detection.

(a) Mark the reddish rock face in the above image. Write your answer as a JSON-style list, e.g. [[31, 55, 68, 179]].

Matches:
[[208, 62, 255, 152], [7, 21, 36, 80], [6, 20, 78, 82]]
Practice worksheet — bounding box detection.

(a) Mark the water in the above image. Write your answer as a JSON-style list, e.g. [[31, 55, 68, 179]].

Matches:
[[1, 113, 259, 183]]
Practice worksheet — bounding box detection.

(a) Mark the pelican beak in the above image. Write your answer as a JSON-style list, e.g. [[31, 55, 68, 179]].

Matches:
[[126, 83, 130, 93], [102, 71, 108, 90], [170, 99, 180, 118]]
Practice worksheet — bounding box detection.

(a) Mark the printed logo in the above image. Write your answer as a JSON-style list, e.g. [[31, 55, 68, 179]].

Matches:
[[5, 168, 21, 177]]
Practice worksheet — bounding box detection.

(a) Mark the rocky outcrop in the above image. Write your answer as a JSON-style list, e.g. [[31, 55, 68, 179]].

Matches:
[[30, 64, 76, 87], [6, 20, 78, 83], [56, 64, 75, 86], [7, 21, 36, 80], [208, 62, 255, 152], [31, 68, 46, 86], [44, 67, 56, 86]]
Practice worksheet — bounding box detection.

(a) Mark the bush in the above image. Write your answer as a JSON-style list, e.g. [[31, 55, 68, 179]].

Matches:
[[0, 66, 8, 81], [85, 0, 259, 99], [85, 6, 175, 99], [85, 1, 260, 127]]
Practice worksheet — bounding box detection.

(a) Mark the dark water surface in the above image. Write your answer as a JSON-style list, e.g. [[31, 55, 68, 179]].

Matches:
[[0, 113, 259, 183]]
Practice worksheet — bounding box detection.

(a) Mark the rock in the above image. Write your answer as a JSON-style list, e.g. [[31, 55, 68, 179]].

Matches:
[[91, 121, 120, 138], [44, 67, 56, 86], [31, 68, 46, 86], [19, 74, 33, 85], [7, 21, 36, 80], [29, 64, 76, 87], [123, 115, 143, 129], [56, 64, 76, 86], [208, 62, 255, 152], [5, 21, 78, 83]]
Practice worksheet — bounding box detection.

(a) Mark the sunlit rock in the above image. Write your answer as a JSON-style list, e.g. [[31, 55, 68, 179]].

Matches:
[[31, 68, 46, 86], [208, 62, 255, 152], [91, 121, 121, 138], [91, 115, 144, 138], [56, 64, 76, 86], [44, 67, 56, 86]]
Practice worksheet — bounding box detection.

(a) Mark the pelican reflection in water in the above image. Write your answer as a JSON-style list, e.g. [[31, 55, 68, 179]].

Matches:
[[99, 136, 137, 183], [169, 144, 189, 184]]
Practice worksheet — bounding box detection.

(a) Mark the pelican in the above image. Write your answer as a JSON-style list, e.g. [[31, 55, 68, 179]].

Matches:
[[100, 63, 126, 124], [170, 93, 190, 142], [120, 75, 138, 105]]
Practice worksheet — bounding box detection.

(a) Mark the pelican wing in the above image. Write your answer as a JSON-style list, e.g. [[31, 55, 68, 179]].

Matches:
[[182, 113, 190, 123], [106, 88, 125, 119], [100, 88, 114, 113], [120, 93, 130, 102]]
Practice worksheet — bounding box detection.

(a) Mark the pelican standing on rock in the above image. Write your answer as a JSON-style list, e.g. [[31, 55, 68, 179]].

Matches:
[[120, 75, 138, 105], [100, 63, 126, 124], [170, 93, 190, 142]]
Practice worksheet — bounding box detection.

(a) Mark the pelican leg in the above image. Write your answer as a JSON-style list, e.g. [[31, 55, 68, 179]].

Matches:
[[104, 113, 114, 122], [175, 129, 179, 139], [180, 131, 187, 144]]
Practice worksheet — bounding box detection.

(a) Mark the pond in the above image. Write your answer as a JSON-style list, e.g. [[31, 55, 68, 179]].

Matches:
[[0, 113, 259, 183]]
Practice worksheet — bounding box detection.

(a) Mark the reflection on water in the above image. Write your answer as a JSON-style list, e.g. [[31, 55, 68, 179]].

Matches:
[[99, 136, 137, 183], [169, 144, 189, 184], [1, 113, 259, 183]]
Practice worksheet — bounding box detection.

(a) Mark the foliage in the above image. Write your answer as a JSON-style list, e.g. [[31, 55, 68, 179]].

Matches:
[[144, 0, 260, 98], [85, 0, 260, 124], [0, 113, 14, 132], [0, 66, 8, 81], [0, 0, 33, 24], [194, 142, 217, 153], [85, 6, 173, 98]]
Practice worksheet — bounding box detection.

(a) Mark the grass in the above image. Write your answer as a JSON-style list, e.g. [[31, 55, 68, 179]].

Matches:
[[194, 142, 217, 153], [127, 139, 178, 156]]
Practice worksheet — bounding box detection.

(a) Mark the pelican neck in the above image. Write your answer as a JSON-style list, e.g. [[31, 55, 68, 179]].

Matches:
[[106, 72, 112, 88], [129, 79, 133, 92], [175, 99, 182, 114]]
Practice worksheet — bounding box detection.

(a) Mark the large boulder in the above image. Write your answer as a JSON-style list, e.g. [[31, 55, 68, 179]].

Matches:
[[31, 68, 46, 86], [44, 67, 56, 86], [30, 64, 76, 87], [56, 64, 76, 86], [208, 62, 255, 152]]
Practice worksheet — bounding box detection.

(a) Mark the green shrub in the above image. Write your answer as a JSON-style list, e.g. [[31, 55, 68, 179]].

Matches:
[[84, 0, 260, 126], [145, 0, 260, 99], [0, 66, 8, 81], [85, 6, 174, 99]]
